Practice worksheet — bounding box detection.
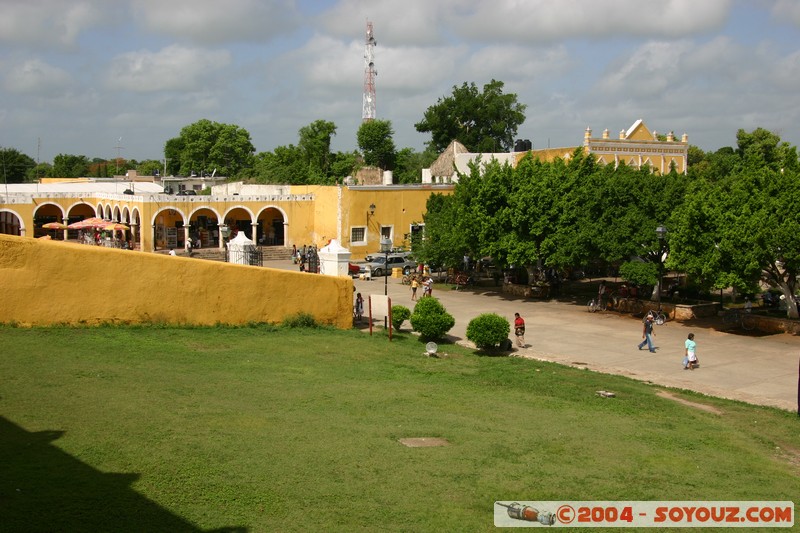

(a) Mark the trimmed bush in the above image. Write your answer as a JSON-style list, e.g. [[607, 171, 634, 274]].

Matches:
[[391, 305, 411, 331], [466, 313, 511, 350], [410, 297, 455, 341]]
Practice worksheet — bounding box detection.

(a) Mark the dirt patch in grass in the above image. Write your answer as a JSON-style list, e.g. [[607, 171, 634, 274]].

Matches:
[[656, 389, 724, 415], [398, 437, 450, 447], [775, 443, 800, 474]]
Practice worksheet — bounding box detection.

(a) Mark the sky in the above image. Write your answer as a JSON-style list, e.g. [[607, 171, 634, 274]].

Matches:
[[1, 0, 799, 165]]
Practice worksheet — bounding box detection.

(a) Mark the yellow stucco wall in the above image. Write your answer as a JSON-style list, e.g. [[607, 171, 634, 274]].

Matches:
[[0, 234, 353, 328], [340, 187, 453, 259]]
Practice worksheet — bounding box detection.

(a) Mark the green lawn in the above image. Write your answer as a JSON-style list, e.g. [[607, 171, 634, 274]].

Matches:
[[0, 325, 797, 532]]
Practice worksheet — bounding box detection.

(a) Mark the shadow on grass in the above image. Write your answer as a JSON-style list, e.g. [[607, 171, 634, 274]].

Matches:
[[0, 416, 246, 533]]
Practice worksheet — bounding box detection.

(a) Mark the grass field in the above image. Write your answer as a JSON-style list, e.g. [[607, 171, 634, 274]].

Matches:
[[1, 324, 798, 532]]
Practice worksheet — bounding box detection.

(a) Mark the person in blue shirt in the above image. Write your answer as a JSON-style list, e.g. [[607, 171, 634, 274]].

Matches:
[[683, 333, 698, 369]]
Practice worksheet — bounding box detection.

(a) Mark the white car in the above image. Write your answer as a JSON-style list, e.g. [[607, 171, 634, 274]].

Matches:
[[358, 254, 416, 277]]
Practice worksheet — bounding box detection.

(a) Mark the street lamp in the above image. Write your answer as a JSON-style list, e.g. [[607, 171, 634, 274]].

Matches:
[[655, 225, 667, 304], [380, 236, 392, 328], [219, 224, 230, 250]]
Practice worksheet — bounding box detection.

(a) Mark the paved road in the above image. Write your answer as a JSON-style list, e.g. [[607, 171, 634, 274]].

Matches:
[[269, 260, 800, 412]]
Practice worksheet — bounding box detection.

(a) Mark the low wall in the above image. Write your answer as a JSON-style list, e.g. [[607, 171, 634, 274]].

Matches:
[[0, 234, 353, 328]]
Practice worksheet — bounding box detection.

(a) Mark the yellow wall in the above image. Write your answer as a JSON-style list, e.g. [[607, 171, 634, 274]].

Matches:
[[340, 187, 453, 259], [0, 234, 353, 328]]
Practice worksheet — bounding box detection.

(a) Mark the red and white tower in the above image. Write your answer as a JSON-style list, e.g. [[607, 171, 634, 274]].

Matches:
[[362, 20, 377, 122]]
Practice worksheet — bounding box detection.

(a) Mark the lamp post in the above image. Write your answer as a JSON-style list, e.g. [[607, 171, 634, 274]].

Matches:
[[219, 224, 230, 255], [655, 225, 668, 305], [380, 236, 392, 328]]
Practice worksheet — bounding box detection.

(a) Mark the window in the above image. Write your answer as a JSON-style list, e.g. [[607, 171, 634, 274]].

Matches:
[[351, 226, 366, 245], [380, 226, 392, 240]]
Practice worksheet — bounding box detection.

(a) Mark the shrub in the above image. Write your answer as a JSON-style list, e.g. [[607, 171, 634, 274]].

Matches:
[[619, 261, 658, 287], [391, 305, 411, 331], [281, 312, 318, 328], [410, 297, 455, 341], [466, 313, 510, 350]]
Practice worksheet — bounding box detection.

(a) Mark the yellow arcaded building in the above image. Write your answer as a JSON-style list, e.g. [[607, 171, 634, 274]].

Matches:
[[519, 119, 689, 174]]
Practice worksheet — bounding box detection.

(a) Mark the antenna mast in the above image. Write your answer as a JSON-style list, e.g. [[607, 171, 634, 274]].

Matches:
[[114, 137, 125, 175], [362, 20, 377, 122]]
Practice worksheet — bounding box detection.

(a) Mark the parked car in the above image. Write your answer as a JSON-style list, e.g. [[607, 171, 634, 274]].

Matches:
[[348, 262, 361, 276], [358, 253, 416, 277]]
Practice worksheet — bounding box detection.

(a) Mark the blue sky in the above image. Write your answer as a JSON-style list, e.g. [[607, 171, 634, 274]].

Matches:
[[1, 0, 798, 164]]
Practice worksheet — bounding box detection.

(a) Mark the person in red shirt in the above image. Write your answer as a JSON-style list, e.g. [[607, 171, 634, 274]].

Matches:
[[514, 312, 526, 348]]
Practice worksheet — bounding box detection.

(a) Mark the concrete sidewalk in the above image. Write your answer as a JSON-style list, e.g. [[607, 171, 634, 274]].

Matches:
[[269, 260, 800, 412]]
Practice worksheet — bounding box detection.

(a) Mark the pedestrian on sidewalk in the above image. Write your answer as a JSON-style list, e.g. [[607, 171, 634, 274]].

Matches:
[[638, 313, 656, 352], [514, 312, 526, 348], [411, 276, 419, 301], [683, 333, 698, 369]]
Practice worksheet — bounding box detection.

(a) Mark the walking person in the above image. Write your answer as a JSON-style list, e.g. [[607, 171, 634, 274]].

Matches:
[[513, 312, 526, 348], [410, 276, 419, 301], [683, 333, 698, 369], [638, 313, 657, 352]]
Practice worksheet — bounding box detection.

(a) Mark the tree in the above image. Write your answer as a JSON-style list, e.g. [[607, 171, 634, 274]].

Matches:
[[415, 79, 527, 153], [670, 129, 800, 317], [298, 120, 337, 181], [413, 193, 466, 271], [137, 159, 165, 177], [164, 119, 255, 178], [0, 148, 36, 183], [357, 119, 396, 170], [253, 145, 307, 184], [52, 154, 89, 178], [394, 147, 437, 184]]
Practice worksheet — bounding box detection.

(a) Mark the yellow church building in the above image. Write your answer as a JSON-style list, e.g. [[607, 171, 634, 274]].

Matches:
[[521, 119, 689, 174]]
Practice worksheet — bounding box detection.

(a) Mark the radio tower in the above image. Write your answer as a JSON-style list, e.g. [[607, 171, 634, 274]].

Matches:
[[362, 20, 377, 122]]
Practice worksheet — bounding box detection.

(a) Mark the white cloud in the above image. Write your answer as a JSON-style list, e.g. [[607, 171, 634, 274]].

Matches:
[[0, 0, 105, 47], [2, 58, 75, 96], [130, 0, 301, 44], [452, 0, 732, 41], [596, 41, 693, 98], [772, 0, 800, 27], [105, 45, 232, 92], [320, 0, 732, 46]]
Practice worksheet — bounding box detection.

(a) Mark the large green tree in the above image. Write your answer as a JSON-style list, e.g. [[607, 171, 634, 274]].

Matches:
[[164, 119, 255, 178], [415, 79, 527, 153], [0, 148, 36, 183], [357, 119, 396, 170], [298, 119, 337, 181], [394, 147, 437, 184], [51, 154, 89, 178], [670, 129, 800, 316]]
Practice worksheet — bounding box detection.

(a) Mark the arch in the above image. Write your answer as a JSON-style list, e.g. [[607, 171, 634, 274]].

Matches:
[[221, 205, 256, 240], [122, 206, 130, 223], [255, 205, 288, 246], [151, 206, 188, 251], [32, 202, 67, 239], [66, 201, 98, 219], [185, 206, 223, 249], [0, 209, 25, 236], [112, 205, 122, 222]]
